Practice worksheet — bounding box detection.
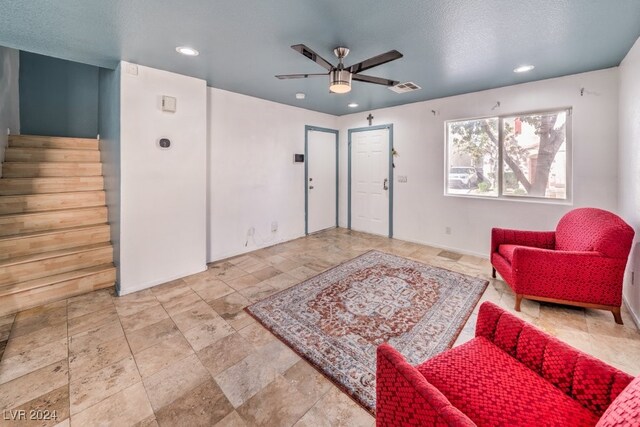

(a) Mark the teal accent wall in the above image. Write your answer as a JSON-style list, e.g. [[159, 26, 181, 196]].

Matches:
[[19, 51, 99, 138]]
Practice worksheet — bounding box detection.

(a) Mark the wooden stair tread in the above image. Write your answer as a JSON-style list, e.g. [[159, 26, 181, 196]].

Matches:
[[0, 223, 110, 242], [0, 191, 106, 215], [0, 264, 115, 297], [9, 135, 98, 150], [5, 147, 100, 163], [0, 205, 107, 219], [2, 162, 102, 177], [0, 242, 112, 268], [0, 176, 104, 195]]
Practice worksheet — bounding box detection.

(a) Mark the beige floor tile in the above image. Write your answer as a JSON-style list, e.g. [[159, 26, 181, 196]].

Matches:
[[68, 335, 130, 382], [190, 277, 236, 302], [67, 305, 119, 336], [209, 264, 248, 281], [254, 340, 300, 374], [214, 353, 279, 408], [3, 321, 67, 360], [133, 334, 194, 378], [68, 320, 124, 355], [0, 359, 68, 411], [143, 353, 209, 412], [120, 304, 169, 333], [10, 305, 67, 340], [12, 385, 70, 427], [70, 382, 153, 427], [160, 291, 202, 316], [69, 355, 140, 415], [209, 292, 251, 318], [237, 322, 278, 348], [236, 375, 318, 426], [214, 411, 247, 427], [252, 266, 282, 282], [234, 257, 269, 274], [171, 300, 220, 333], [262, 273, 299, 291], [296, 387, 373, 427], [151, 279, 192, 303], [197, 332, 254, 377], [287, 266, 319, 281], [224, 274, 261, 291], [183, 316, 235, 352], [0, 338, 68, 384], [67, 290, 113, 319], [237, 283, 278, 303], [126, 318, 181, 354], [113, 289, 160, 317], [282, 360, 332, 401], [154, 379, 234, 427]]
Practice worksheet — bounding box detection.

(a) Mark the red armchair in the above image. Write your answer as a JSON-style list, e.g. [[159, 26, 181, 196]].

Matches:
[[490, 208, 634, 324], [376, 302, 639, 426]]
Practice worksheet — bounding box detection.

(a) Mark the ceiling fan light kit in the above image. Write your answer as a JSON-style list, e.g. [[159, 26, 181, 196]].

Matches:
[[277, 44, 403, 95]]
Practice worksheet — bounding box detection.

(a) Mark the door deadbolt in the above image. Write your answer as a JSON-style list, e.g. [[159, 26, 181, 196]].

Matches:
[[383, 178, 389, 190]]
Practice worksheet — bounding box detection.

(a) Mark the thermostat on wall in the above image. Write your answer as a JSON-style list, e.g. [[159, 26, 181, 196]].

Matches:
[[294, 154, 304, 163], [161, 96, 177, 112], [158, 138, 171, 149]]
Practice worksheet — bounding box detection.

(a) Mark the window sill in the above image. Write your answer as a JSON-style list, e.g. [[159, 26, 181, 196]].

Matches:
[[443, 192, 573, 206]]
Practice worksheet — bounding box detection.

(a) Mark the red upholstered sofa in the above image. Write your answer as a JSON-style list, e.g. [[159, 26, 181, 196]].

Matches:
[[490, 208, 634, 324], [376, 302, 639, 426]]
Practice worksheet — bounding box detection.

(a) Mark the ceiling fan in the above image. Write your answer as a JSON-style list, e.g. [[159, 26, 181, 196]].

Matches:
[[276, 44, 403, 94]]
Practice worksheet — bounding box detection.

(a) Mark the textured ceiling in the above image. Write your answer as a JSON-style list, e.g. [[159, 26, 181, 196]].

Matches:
[[0, 0, 639, 115]]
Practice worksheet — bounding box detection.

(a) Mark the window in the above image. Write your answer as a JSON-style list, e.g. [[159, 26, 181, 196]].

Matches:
[[446, 109, 570, 200]]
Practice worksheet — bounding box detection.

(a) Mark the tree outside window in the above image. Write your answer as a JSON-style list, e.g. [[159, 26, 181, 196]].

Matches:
[[446, 109, 569, 200]]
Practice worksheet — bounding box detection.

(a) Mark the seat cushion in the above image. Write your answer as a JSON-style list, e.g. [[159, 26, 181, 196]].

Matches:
[[497, 244, 519, 264], [418, 337, 599, 427]]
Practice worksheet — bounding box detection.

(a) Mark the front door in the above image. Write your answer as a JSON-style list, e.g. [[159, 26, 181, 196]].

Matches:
[[350, 127, 391, 237]]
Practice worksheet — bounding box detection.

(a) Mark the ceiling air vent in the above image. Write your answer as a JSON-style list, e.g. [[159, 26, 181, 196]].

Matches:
[[388, 82, 422, 93]]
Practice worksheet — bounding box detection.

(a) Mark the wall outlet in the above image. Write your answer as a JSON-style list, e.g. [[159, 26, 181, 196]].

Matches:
[[398, 175, 408, 183], [271, 221, 278, 233], [445, 226, 452, 235], [247, 226, 255, 237]]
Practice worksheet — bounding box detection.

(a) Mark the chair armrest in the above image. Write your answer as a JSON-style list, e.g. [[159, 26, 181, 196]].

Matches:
[[491, 228, 555, 254], [376, 344, 476, 426]]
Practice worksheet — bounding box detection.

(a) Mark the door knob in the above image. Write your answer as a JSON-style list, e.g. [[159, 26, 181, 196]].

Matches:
[[383, 178, 389, 190], [309, 186, 314, 189]]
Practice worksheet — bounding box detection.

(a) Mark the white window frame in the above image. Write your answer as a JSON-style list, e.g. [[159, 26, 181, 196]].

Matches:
[[444, 108, 572, 204]]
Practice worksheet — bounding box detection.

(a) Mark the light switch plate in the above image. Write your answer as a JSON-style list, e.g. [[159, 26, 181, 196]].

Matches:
[[162, 96, 177, 113], [398, 175, 408, 183]]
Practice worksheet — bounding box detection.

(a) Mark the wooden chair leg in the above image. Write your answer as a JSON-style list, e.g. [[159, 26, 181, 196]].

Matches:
[[612, 307, 623, 325], [491, 267, 496, 278], [515, 294, 523, 312]]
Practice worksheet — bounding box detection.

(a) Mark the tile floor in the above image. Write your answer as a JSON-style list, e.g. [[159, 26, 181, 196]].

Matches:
[[1, 228, 639, 426]]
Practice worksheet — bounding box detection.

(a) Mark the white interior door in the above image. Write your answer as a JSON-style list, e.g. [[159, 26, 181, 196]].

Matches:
[[308, 130, 337, 233], [351, 128, 390, 236]]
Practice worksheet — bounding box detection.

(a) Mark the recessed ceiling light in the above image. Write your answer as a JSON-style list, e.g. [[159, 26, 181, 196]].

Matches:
[[513, 64, 535, 73], [295, 92, 306, 100], [176, 46, 199, 56], [348, 103, 359, 108]]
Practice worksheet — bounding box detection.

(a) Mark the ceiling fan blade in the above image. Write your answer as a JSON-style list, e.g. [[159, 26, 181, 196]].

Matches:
[[352, 74, 399, 86], [348, 50, 403, 74], [291, 44, 334, 71], [275, 73, 327, 79]]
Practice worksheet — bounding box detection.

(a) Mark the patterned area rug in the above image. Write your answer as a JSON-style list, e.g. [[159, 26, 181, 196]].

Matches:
[[245, 250, 488, 413]]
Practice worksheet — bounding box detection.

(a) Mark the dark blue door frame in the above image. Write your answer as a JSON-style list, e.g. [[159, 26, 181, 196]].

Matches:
[[304, 125, 339, 235], [347, 124, 394, 238]]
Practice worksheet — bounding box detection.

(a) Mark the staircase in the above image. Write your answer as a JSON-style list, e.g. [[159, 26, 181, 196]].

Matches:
[[0, 135, 116, 316]]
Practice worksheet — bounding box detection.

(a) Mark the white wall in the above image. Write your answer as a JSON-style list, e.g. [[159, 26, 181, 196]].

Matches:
[[207, 88, 337, 261], [618, 37, 640, 324], [98, 66, 121, 282], [0, 46, 20, 176], [338, 68, 620, 257], [119, 62, 207, 294]]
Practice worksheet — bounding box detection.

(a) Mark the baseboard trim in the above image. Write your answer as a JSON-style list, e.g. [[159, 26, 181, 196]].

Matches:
[[116, 264, 208, 296], [393, 234, 488, 259], [623, 294, 640, 329]]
